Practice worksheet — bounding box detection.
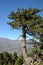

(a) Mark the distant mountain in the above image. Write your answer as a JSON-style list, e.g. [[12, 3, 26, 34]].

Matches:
[[0, 38, 33, 54]]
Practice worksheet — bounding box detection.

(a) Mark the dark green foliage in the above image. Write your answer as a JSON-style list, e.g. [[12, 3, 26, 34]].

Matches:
[[0, 51, 23, 65], [13, 52, 18, 61], [15, 56, 23, 65], [0, 53, 4, 60], [3, 51, 9, 59], [7, 8, 43, 43], [9, 53, 12, 59], [40, 43, 43, 50], [7, 8, 43, 30]]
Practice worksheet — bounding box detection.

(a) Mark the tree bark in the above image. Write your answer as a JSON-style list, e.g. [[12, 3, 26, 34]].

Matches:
[[22, 26, 28, 61]]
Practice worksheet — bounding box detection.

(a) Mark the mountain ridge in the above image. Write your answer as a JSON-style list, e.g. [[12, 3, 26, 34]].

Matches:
[[0, 38, 33, 54]]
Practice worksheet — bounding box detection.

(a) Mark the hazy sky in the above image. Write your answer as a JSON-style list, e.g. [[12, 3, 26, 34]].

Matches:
[[0, 0, 43, 40]]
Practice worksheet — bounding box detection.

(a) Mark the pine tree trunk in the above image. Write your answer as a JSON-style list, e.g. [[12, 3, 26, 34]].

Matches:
[[22, 26, 27, 61]]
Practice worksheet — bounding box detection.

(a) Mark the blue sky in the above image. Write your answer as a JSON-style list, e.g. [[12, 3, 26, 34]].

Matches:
[[0, 0, 43, 40]]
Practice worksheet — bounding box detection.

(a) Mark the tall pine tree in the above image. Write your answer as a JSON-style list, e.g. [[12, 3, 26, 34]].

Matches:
[[7, 8, 43, 61]]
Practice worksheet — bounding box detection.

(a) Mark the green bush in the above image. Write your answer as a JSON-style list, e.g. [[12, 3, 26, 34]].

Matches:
[[13, 52, 18, 61], [0, 53, 4, 60], [0, 51, 24, 65], [15, 56, 23, 65], [3, 51, 9, 59]]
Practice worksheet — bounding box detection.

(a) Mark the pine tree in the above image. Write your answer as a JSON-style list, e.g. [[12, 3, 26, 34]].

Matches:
[[7, 8, 43, 61]]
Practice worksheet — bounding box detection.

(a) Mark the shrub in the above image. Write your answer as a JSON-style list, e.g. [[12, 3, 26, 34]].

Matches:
[[15, 56, 23, 65], [13, 52, 18, 61]]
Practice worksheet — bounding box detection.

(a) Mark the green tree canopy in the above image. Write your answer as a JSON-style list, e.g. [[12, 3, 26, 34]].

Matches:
[[8, 8, 43, 37]]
